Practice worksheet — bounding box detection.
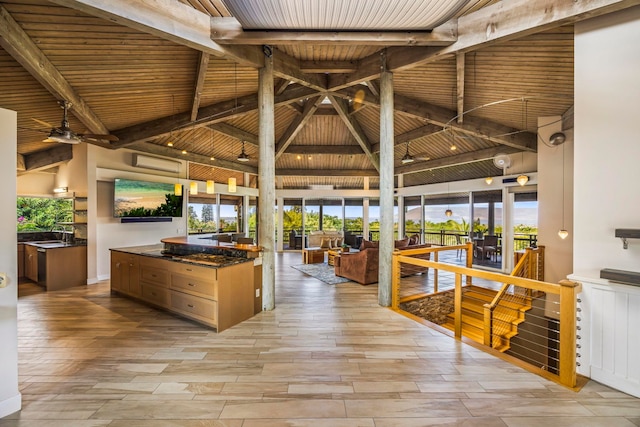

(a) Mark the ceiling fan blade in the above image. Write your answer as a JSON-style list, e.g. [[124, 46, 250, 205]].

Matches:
[[31, 117, 55, 128], [413, 152, 431, 161], [80, 134, 119, 142]]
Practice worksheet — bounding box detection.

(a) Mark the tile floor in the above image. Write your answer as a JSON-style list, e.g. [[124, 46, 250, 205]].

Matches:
[[3, 252, 639, 426]]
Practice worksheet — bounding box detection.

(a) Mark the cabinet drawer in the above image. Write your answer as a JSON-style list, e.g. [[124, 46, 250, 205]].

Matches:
[[140, 265, 169, 286], [170, 263, 214, 280], [141, 283, 170, 307], [171, 291, 217, 323], [171, 274, 217, 299]]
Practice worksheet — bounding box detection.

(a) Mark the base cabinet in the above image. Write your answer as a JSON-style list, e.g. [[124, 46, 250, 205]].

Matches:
[[24, 244, 38, 283], [110, 250, 257, 331]]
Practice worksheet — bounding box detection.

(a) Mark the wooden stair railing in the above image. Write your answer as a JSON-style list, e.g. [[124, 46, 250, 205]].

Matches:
[[482, 246, 545, 351]]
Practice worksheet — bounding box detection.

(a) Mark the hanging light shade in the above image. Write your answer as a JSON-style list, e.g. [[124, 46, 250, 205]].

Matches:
[[485, 176, 493, 185], [558, 229, 569, 239], [445, 208, 453, 217], [228, 177, 237, 193], [174, 183, 182, 196], [517, 174, 529, 186], [189, 181, 198, 195], [206, 180, 215, 194], [237, 141, 249, 162]]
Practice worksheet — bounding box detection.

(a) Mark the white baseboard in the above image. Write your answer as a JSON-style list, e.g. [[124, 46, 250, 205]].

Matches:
[[0, 393, 21, 418]]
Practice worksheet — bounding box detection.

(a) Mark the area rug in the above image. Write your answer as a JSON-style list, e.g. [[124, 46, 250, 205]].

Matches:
[[290, 263, 351, 285]]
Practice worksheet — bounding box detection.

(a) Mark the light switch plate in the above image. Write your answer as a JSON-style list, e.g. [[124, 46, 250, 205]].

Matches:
[[0, 273, 7, 288]]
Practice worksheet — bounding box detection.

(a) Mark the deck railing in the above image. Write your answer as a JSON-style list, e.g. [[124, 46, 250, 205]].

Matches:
[[392, 244, 580, 388]]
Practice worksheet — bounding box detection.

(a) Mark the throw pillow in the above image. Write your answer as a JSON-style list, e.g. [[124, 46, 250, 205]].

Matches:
[[408, 234, 420, 245], [335, 237, 343, 247], [394, 238, 410, 248], [320, 237, 331, 249]]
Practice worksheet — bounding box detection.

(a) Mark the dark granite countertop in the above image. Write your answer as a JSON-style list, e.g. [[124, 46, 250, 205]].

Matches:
[[110, 244, 254, 268]]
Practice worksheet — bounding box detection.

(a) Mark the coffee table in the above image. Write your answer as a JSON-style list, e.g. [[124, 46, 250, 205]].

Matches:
[[302, 248, 325, 264]]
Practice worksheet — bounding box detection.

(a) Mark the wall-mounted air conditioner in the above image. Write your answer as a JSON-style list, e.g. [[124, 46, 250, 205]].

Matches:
[[132, 154, 181, 173]]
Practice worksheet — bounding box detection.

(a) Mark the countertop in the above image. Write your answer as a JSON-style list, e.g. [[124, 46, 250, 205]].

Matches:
[[23, 241, 86, 249], [110, 244, 254, 268], [161, 236, 262, 253]]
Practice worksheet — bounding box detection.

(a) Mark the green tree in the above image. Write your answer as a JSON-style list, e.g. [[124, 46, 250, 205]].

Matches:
[[201, 204, 214, 223], [17, 197, 72, 231]]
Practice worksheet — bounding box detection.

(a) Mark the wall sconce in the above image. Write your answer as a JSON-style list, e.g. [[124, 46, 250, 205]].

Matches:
[[53, 186, 68, 194], [516, 174, 529, 186], [206, 180, 215, 194], [174, 184, 182, 196], [228, 177, 237, 193], [189, 181, 198, 195]]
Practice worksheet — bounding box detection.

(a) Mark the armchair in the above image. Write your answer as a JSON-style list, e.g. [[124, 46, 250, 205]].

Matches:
[[334, 248, 379, 285]]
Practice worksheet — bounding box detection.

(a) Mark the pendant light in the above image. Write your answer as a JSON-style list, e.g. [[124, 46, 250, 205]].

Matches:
[[558, 143, 569, 239], [237, 140, 250, 162], [174, 183, 182, 196], [228, 177, 237, 193], [189, 181, 198, 195], [485, 160, 493, 184], [516, 152, 528, 185], [444, 170, 452, 217]]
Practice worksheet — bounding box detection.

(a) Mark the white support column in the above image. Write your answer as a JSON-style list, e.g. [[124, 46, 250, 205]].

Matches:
[[503, 188, 514, 273], [378, 67, 395, 307], [258, 53, 276, 311], [363, 198, 370, 241], [420, 194, 425, 243], [397, 174, 404, 239]]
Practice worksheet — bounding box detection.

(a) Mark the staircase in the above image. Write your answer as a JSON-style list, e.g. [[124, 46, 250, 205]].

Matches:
[[441, 285, 532, 352]]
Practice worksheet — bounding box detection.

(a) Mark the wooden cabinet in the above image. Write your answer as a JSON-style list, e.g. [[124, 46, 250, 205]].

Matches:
[[24, 244, 38, 283], [110, 251, 140, 296], [110, 250, 257, 332]]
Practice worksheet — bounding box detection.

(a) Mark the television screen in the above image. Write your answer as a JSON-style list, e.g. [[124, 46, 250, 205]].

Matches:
[[114, 178, 183, 218]]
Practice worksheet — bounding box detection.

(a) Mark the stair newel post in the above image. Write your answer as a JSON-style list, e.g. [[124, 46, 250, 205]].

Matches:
[[558, 279, 581, 388], [483, 303, 493, 347], [454, 273, 463, 338], [433, 250, 439, 294], [466, 242, 473, 286], [391, 251, 400, 310]]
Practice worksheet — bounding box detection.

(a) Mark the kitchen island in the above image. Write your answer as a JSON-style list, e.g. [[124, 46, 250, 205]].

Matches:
[[111, 238, 262, 332], [22, 241, 87, 291]]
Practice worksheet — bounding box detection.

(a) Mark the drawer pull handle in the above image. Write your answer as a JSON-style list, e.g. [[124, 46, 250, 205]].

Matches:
[[188, 283, 196, 287], [186, 268, 193, 272], [187, 304, 194, 308], [151, 274, 157, 277]]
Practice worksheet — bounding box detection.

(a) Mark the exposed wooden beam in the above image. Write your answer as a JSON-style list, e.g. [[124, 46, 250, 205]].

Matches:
[[396, 146, 521, 175], [366, 80, 380, 98], [284, 145, 365, 155], [210, 17, 457, 46], [50, 0, 264, 67], [328, 95, 379, 171], [272, 48, 327, 91], [208, 123, 258, 146], [112, 85, 318, 148], [16, 153, 25, 171], [22, 144, 73, 172], [329, 0, 639, 90], [130, 142, 257, 175], [337, 87, 536, 152], [190, 52, 210, 121], [456, 52, 465, 124], [0, 4, 109, 135], [274, 78, 290, 95], [300, 60, 358, 73], [275, 96, 321, 160], [276, 169, 378, 177]]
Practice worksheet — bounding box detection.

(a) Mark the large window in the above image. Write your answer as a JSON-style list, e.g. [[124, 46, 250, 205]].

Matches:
[[344, 199, 363, 233], [514, 192, 538, 250], [404, 196, 422, 239], [423, 193, 470, 246], [17, 197, 72, 231]]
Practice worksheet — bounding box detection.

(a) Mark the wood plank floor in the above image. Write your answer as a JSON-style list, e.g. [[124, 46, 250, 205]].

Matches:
[[4, 252, 640, 426]]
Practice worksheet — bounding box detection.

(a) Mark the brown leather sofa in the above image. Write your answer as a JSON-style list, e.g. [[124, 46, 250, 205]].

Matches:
[[334, 240, 432, 285]]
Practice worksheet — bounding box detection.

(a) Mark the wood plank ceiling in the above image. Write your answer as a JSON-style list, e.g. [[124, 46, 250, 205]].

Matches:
[[1, 0, 618, 189]]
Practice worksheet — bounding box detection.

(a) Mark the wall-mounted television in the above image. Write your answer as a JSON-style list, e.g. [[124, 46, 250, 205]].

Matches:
[[114, 178, 183, 222]]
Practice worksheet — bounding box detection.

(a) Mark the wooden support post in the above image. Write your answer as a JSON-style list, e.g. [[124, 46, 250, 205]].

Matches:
[[483, 304, 492, 346], [454, 273, 463, 338], [378, 65, 394, 307], [258, 54, 276, 311], [391, 252, 400, 310], [466, 241, 474, 286], [558, 279, 580, 388]]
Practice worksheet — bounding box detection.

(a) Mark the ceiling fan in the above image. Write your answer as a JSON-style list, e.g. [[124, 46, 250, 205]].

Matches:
[[34, 101, 118, 144], [493, 153, 512, 170], [401, 141, 430, 164]]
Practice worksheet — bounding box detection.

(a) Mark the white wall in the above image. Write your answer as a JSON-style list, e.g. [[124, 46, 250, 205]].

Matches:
[[16, 172, 55, 196], [0, 108, 21, 417], [574, 7, 640, 279], [537, 116, 574, 283]]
